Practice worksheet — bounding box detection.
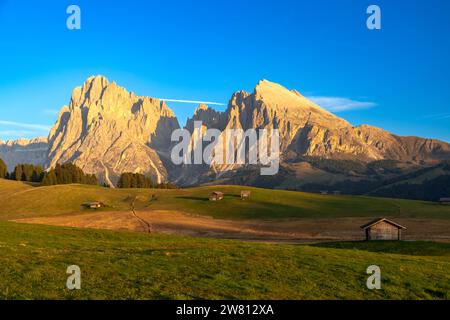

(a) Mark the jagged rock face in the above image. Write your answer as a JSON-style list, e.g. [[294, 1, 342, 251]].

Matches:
[[47, 76, 179, 186], [224, 80, 450, 161], [0, 137, 48, 171], [3, 77, 450, 188], [178, 79, 450, 184]]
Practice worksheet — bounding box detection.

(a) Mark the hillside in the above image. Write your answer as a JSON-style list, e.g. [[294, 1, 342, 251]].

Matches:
[[1, 179, 450, 221], [0, 220, 449, 299]]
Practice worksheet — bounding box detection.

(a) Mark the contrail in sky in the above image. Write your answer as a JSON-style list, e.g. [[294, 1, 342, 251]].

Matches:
[[157, 98, 226, 106]]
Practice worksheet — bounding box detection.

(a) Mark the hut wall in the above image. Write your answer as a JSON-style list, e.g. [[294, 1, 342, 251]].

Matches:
[[368, 221, 400, 240]]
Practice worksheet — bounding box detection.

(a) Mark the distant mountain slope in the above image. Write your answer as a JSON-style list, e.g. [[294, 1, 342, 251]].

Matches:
[[0, 137, 48, 171]]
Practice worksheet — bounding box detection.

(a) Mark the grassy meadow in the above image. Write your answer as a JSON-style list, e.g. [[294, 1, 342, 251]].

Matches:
[[1, 179, 450, 220], [0, 220, 449, 300], [1, 178, 450, 300]]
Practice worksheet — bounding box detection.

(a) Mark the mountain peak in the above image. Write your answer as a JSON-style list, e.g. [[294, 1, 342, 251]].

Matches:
[[82, 75, 110, 94], [255, 79, 286, 91], [85, 75, 109, 86], [195, 103, 209, 113], [254, 79, 308, 103]]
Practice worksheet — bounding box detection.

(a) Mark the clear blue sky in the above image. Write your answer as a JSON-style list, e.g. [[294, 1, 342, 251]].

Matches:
[[0, 0, 449, 141]]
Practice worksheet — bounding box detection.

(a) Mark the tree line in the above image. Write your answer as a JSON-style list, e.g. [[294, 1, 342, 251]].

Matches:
[[0, 158, 97, 186], [1, 157, 176, 189], [0, 160, 44, 182], [41, 163, 98, 186], [117, 172, 177, 189]]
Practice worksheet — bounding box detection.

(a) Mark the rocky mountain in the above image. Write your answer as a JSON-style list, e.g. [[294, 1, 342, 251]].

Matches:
[[0, 137, 48, 171], [178, 79, 450, 186], [46, 76, 179, 186], [2, 76, 450, 193], [189, 79, 450, 161]]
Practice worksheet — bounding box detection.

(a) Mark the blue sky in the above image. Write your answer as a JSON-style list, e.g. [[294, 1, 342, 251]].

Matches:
[[0, 0, 449, 141]]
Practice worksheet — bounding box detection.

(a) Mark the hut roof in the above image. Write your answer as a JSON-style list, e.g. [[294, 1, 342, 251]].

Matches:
[[439, 198, 450, 202], [360, 218, 406, 230]]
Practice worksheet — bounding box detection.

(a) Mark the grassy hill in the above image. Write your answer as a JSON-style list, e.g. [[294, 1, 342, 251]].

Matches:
[[1, 179, 450, 220], [0, 220, 448, 299], [1, 179, 449, 300]]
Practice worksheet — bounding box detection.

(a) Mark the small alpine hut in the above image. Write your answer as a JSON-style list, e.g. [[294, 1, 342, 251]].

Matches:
[[209, 191, 224, 201], [241, 190, 251, 200], [84, 201, 104, 209], [439, 198, 450, 205], [361, 218, 406, 241]]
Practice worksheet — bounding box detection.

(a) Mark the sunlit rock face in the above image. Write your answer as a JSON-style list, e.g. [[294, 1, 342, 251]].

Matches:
[[46, 76, 180, 186], [176, 79, 450, 185]]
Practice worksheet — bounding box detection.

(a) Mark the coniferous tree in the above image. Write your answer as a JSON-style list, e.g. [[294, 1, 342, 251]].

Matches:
[[10, 164, 44, 182], [41, 169, 57, 186], [0, 158, 7, 179], [41, 163, 98, 186], [12, 165, 23, 181], [117, 172, 153, 189]]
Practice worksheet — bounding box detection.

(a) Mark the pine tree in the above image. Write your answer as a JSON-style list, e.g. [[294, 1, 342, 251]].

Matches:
[[12, 165, 24, 181], [0, 158, 7, 179], [41, 163, 98, 186], [42, 169, 57, 186], [117, 172, 153, 189]]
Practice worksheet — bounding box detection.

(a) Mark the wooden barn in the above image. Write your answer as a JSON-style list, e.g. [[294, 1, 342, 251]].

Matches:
[[209, 191, 224, 201], [83, 201, 104, 209], [361, 218, 406, 241], [439, 198, 450, 205], [240, 190, 251, 200]]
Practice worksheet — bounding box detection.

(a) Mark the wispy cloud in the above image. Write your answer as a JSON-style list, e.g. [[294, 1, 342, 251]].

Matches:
[[0, 120, 51, 132], [423, 113, 450, 120], [0, 130, 35, 137], [308, 96, 377, 112], [157, 98, 226, 106], [42, 109, 60, 116]]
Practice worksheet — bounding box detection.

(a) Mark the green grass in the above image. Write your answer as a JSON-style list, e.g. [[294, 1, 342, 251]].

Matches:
[[1, 179, 450, 220], [312, 241, 450, 257], [0, 221, 449, 300]]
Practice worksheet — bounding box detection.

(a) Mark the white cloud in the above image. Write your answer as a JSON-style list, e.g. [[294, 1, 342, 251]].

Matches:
[[308, 96, 377, 112], [0, 120, 51, 132], [157, 98, 226, 106]]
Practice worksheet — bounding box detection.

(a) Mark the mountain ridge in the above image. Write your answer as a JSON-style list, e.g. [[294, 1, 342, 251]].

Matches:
[[1, 75, 449, 189]]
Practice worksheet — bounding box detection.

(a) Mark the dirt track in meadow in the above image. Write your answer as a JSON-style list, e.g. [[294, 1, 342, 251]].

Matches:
[[14, 209, 450, 242]]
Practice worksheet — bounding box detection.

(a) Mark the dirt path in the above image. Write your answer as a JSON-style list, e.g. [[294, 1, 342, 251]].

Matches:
[[14, 210, 450, 242], [131, 198, 153, 233]]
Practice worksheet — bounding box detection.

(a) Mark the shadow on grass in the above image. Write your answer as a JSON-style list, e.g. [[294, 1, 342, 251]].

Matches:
[[176, 196, 209, 202], [311, 240, 450, 256]]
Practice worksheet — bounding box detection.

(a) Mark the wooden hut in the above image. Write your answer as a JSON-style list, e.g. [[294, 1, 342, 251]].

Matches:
[[361, 218, 406, 241], [240, 190, 251, 200], [83, 201, 104, 209], [439, 198, 450, 205], [209, 191, 224, 201]]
